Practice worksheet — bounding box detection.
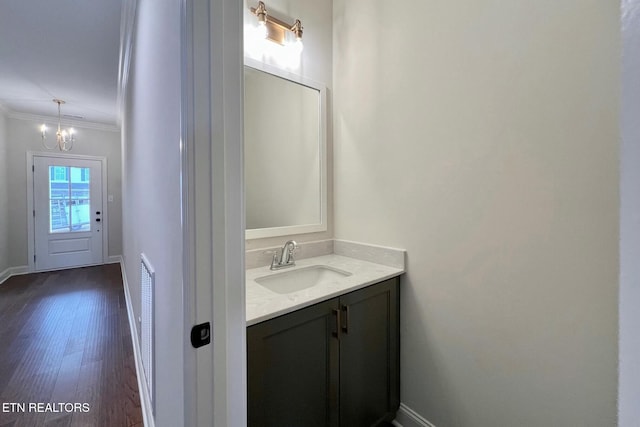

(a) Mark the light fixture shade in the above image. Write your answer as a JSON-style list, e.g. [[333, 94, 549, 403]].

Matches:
[[256, 22, 268, 39], [290, 39, 303, 55]]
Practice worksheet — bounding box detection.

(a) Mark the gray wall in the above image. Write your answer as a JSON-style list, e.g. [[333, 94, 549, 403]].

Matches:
[[5, 118, 122, 267], [333, 1, 619, 426], [0, 109, 8, 274], [619, 0, 640, 424], [121, 0, 184, 424]]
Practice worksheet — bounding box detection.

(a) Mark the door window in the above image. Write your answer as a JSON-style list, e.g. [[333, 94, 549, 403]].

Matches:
[[49, 166, 91, 233]]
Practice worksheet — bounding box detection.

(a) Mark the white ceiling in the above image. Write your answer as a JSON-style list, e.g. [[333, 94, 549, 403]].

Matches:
[[0, 0, 122, 128]]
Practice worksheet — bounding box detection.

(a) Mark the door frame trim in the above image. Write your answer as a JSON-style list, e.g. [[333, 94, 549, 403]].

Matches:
[[26, 151, 109, 272], [180, 0, 246, 424]]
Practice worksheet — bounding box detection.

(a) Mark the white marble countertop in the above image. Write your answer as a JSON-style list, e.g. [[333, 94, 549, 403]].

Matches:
[[246, 254, 404, 326]]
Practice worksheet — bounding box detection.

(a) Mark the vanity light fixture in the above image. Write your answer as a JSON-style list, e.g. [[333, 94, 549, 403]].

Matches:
[[41, 99, 75, 152], [250, 1, 303, 49]]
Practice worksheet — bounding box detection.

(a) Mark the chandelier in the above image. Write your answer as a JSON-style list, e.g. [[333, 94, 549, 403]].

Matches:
[[41, 99, 75, 151]]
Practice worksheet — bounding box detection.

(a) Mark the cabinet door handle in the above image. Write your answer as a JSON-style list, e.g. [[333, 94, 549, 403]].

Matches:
[[341, 305, 350, 334], [332, 309, 341, 340]]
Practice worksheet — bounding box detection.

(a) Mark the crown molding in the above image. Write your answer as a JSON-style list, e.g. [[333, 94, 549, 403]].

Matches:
[[8, 110, 120, 132]]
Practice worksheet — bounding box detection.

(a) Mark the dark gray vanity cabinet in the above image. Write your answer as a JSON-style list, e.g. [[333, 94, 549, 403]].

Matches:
[[247, 298, 340, 426], [338, 278, 400, 426], [247, 277, 400, 427]]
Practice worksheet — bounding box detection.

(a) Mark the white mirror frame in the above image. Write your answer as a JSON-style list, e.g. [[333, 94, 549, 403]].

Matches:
[[244, 57, 328, 240]]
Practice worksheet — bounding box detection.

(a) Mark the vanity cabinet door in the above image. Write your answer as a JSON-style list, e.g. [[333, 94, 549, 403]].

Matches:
[[338, 278, 400, 426], [247, 298, 340, 427]]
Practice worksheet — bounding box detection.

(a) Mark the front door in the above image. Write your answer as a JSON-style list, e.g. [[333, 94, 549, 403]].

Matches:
[[33, 155, 104, 271]]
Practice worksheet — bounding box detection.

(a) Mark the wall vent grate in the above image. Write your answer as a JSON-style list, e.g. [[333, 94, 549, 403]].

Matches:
[[140, 253, 155, 414]]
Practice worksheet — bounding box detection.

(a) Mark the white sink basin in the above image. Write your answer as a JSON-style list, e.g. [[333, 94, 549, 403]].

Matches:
[[255, 265, 352, 294]]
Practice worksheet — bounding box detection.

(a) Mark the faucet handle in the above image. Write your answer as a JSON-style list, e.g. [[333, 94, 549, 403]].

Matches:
[[263, 248, 279, 263], [269, 251, 280, 270]]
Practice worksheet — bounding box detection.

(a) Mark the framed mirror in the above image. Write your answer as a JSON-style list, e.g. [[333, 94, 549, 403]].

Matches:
[[244, 58, 327, 239]]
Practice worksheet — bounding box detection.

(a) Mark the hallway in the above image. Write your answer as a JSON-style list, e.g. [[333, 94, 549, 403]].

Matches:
[[0, 264, 142, 427]]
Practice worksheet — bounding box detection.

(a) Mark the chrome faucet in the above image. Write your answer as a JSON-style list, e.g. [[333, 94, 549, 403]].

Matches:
[[270, 240, 299, 270]]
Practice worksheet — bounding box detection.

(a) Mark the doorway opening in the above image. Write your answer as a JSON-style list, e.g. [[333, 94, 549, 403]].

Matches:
[[27, 152, 108, 272]]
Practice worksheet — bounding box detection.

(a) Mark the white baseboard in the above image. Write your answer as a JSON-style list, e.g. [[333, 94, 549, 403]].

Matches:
[[0, 265, 29, 285], [394, 403, 436, 427], [107, 255, 123, 264], [119, 258, 155, 427]]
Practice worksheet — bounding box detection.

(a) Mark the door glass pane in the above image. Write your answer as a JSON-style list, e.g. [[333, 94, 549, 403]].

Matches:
[[49, 166, 69, 200], [50, 200, 70, 233], [70, 167, 90, 231], [70, 167, 90, 199], [70, 199, 90, 231], [49, 166, 70, 233], [48, 166, 91, 233]]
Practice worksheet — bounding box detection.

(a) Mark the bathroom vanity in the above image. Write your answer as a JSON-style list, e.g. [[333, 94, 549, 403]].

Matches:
[[246, 250, 404, 426], [243, 45, 403, 426]]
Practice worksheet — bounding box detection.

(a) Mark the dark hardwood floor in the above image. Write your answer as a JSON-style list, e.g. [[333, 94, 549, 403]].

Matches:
[[0, 264, 142, 427]]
